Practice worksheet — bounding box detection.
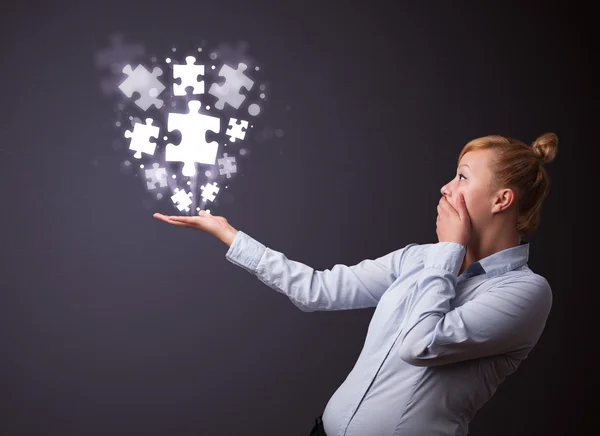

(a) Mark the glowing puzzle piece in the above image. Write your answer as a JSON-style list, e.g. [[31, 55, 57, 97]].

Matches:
[[165, 100, 220, 177], [95, 34, 146, 96], [226, 118, 248, 142], [118, 64, 166, 111], [218, 153, 237, 179], [200, 182, 220, 202], [208, 63, 254, 110], [171, 188, 193, 212], [124, 118, 159, 159], [145, 163, 167, 189], [173, 56, 205, 96]]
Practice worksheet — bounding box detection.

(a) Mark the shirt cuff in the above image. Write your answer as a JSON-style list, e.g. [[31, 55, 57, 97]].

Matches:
[[424, 242, 466, 276], [225, 230, 267, 274]]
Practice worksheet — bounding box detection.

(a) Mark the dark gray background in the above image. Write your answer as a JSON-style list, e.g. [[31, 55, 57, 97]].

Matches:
[[1, 1, 596, 435]]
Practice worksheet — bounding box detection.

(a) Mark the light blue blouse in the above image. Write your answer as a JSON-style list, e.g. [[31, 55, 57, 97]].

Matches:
[[225, 231, 552, 436]]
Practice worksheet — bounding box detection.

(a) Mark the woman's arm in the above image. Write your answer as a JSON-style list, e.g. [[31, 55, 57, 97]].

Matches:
[[397, 242, 553, 366], [217, 222, 238, 247], [153, 211, 416, 312], [225, 229, 417, 312]]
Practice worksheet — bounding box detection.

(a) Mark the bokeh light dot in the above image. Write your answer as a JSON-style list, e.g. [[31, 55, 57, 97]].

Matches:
[[248, 103, 260, 116]]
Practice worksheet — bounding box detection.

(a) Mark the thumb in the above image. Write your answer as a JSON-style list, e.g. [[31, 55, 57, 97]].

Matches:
[[457, 193, 468, 218]]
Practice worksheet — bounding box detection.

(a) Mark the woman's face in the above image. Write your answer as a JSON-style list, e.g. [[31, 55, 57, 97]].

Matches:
[[440, 149, 497, 233]]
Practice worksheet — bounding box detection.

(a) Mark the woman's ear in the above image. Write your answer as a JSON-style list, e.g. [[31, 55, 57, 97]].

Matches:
[[493, 189, 515, 213]]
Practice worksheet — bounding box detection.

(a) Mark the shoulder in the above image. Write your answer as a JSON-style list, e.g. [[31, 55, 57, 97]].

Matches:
[[525, 272, 554, 308], [491, 271, 553, 319], [501, 270, 552, 298]]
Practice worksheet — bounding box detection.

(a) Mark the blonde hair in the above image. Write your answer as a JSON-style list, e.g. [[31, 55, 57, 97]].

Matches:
[[458, 133, 558, 237]]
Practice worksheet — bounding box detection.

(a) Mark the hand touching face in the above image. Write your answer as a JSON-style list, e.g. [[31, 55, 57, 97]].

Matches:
[[436, 192, 472, 247]]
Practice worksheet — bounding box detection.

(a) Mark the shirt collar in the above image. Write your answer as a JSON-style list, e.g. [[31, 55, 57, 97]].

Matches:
[[460, 240, 530, 280]]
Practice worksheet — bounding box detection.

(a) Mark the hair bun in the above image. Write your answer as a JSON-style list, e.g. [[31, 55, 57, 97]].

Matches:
[[532, 132, 558, 165]]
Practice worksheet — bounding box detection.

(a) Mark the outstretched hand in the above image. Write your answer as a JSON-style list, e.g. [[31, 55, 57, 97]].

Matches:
[[436, 192, 472, 247], [153, 210, 234, 241]]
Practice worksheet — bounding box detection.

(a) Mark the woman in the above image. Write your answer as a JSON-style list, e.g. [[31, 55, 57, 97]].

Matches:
[[154, 132, 558, 436]]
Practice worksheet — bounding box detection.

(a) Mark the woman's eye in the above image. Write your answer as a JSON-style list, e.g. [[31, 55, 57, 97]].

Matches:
[[458, 173, 466, 181]]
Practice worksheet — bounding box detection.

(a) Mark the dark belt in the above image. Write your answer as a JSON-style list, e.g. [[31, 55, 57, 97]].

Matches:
[[309, 415, 327, 436]]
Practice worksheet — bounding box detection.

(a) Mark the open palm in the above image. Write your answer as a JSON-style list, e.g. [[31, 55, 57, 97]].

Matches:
[[153, 210, 230, 238]]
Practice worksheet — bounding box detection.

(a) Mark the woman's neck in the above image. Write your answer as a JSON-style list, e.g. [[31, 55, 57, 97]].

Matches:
[[459, 227, 521, 276]]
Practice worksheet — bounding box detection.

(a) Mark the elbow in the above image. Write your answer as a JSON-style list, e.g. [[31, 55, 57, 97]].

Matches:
[[298, 306, 318, 313], [398, 350, 423, 367], [398, 341, 430, 367], [293, 300, 318, 313]]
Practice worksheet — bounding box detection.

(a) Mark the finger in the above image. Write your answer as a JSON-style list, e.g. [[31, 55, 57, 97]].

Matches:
[[169, 216, 195, 223], [440, 196, 457, 215], [457, 193, 468, 217], [166, 220, 191, 228], [438, 198, 449, 215], [154, 214, 173, 223], [153, 214, 191, 227]]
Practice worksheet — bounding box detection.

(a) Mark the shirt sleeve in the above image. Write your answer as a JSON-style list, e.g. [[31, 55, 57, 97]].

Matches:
[[397, 242, 553, 366], [225, 230, 416, 312]]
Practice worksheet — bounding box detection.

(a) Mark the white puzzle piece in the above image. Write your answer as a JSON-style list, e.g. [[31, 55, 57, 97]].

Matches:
[[165, 100, 220, 177], [171, 188, 193, 212], [200, 182, 220, 202], [226, 118, 248, 142], [173, 56, 205, 96], [145, 163, 168, 189], [119, 64, 166, 110], [217, 153, 237, 178], [208, 63, 254, 110], [124, 118, 159, 159]]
